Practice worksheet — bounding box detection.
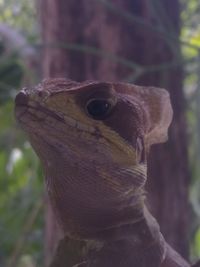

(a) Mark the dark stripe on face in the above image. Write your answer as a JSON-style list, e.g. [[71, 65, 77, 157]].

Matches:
[[103, 97, 144, 149]]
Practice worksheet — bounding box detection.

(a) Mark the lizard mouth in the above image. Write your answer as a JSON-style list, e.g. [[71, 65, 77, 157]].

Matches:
[[15, 91, 137, 164], [15, 90, 66, 126], [15, 90, 98, 136], [15, 101, 94, 136]]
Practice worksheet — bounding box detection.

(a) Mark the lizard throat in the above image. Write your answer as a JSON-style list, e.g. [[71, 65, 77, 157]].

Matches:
[[42, 152, 147, 240]]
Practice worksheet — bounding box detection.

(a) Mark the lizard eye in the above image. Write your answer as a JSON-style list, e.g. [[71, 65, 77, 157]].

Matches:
[[86, 98, 112, 120]]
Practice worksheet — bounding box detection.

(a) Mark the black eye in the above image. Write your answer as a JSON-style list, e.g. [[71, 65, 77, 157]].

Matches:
[[86, 99, 112, 120]]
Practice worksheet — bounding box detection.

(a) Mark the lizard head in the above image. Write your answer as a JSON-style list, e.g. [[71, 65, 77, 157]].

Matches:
[[15, 78, 172, 170], [15, 78, 173, 236]]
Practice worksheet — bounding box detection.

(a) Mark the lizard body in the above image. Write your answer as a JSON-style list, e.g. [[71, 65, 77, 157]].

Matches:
[[15, 78, 190, 267]]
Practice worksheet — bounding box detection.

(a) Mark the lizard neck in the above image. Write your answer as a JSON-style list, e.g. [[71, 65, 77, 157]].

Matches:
[[85, 208, 166, 267], [42, 149, 147, 240], [51, 207, 166, 267]]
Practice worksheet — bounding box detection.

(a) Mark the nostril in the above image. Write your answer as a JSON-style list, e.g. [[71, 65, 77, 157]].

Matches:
[[15, 91, 28, 106]]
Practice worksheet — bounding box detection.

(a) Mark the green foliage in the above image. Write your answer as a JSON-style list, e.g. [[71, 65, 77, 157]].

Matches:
[[0, 0, 37, 38], [181, 0, 200, 261], [0, 50, 24, 104], [0, 2, 43, 266], [193, 228, 200, 257], [0, 81, 44, 267]]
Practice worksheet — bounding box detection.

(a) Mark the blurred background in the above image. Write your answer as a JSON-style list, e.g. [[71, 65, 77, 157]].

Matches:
[[0, 0, 200, 266]]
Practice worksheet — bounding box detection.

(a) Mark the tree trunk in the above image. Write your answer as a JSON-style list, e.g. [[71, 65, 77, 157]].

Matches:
[[39, 0, 190, 264]]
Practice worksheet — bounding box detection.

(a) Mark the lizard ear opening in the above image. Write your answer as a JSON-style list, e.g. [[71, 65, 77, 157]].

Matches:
[[142, 87, 173, 147]]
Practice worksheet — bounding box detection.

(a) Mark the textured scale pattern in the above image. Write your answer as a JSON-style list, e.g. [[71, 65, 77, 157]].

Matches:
[[15, 78, 191, 267]]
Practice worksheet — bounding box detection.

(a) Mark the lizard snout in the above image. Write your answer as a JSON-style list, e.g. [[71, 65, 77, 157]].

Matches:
[[15, 91, 28, 106]]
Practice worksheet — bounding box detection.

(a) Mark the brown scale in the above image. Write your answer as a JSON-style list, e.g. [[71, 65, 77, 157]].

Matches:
[[15, 78, 192, 267]]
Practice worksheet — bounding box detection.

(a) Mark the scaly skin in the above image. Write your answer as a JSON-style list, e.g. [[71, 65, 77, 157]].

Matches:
[[15, 78, 190, 267]]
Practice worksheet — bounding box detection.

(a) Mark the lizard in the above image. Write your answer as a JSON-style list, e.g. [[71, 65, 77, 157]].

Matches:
[[15, 78, 191, 267]]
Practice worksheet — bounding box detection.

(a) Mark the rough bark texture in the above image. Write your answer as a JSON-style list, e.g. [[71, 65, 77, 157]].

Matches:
[[38, 0, 190, 263]]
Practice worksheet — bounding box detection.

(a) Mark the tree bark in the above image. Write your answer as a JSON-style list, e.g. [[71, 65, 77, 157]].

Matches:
[[39, 0, 190, 263]]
